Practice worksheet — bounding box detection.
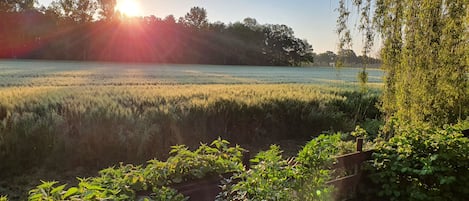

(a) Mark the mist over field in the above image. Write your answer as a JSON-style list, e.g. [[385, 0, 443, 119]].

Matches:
[[0, 60, 384, 87]]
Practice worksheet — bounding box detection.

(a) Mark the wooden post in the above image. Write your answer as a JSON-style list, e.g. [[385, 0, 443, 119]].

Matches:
[[356, 138, 364, 152]]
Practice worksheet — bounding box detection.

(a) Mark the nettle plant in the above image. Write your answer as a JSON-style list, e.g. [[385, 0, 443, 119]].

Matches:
[[217, 145, 298, 200], [28, 138, 245, 201], [28, 135, 348, 201], [368, 126, 469, 201], [217, 134, 341, 201]]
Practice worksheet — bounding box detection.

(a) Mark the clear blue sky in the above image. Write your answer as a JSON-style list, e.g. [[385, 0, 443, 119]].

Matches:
[[37, 0, 373, 55]]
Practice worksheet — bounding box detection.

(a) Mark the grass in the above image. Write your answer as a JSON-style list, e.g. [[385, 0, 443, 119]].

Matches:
[[0, 60, 384, 86], [0, 84, 379, 166]]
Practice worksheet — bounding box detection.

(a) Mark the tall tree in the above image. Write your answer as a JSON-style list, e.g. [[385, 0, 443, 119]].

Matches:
[[163, 14, 176, 24], [0, 0, 35, 12], [97, 0, 115, 20], [183, 6, 208, 29], [340, 0, 469, 127], [0, 0, 13, 12], [0, 5, 315, 66], [264, 24, 313, 66], [337, 49, 358, 65], [315, 51, 337, 65], [17, 0, 35, 11], [73, 0, 96, 23], [243, 17, 259, 30], [53, 0, 96, 23]]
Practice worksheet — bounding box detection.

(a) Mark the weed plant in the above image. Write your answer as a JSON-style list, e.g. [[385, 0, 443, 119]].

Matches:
[[26, 136, 346, 201]]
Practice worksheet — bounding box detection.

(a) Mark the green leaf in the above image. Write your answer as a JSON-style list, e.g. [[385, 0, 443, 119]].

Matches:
[[50, 184, 67, 194], [38, 181, 58, 190], [28, 194, 43, 200], [62, 187, 79, 199]]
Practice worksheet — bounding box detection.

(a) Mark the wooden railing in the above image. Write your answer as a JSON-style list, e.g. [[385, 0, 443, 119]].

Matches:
[[326, 138, 373, 200]]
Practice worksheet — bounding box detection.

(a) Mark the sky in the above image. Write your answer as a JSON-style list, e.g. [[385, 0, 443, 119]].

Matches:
[[36, 0, 376, 55]]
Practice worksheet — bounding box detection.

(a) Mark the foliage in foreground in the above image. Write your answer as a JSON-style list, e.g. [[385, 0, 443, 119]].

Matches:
[[18, 125, 469, 201], [26, 135, 347, 201], [368, 125, 469, 201], [28, 138, 244, 201], [217, 134, 341, 201]]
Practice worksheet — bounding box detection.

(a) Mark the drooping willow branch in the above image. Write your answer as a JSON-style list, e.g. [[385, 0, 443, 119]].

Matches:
[[336, 0, 373, 89], [337, 0, 469, 127]]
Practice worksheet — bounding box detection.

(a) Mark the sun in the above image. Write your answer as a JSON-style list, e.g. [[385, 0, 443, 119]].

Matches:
[[115, 0, 143, 17]]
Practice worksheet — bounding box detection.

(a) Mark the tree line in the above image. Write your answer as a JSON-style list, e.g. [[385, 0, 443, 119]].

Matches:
[[313, 49, 381, 67], [0, 0, 314, 66]]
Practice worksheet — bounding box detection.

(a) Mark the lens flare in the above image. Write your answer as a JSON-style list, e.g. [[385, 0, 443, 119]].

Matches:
[[115, 0, 142, 17]]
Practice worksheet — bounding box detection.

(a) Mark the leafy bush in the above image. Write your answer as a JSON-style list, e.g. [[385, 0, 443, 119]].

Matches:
[[0, 195, 7, 201], [28, 180, 185, 201], [369, 126, 469, 201], [217, 145, 297, 200], [455, 118, 469, 130], [23, 134, 362, 201], [218, 134, 342, 201], [295, 134, 341, 201], [144, 139, 245, 186], [359, 118, 383, 140], [296, 134, 340, 172], [27, 138, 244, 201]]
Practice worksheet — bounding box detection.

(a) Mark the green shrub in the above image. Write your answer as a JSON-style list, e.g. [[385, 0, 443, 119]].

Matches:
[[218, 134, 342, 201], [24, 134, 362, 201], [144, 138, 245, 186], [28, 180, 186, 201], [359, 118, 384, 140], [217, 145, 297, 200], [455, 118, 469, 130], [27, 138, 244, 201], [369, 126, 469, 201], [0, 195, 7, 201], [295, 134, 341, 201], [296, 134, 341, 171]]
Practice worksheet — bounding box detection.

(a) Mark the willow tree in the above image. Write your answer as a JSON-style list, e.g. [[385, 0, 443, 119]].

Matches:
[[338, 0, 469, 127]]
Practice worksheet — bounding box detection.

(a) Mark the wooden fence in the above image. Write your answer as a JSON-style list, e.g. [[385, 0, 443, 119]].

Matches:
[[326, 138, 373, 200]]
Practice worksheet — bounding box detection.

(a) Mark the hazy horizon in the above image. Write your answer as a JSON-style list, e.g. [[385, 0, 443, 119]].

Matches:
[[36, 0, 380, 56]]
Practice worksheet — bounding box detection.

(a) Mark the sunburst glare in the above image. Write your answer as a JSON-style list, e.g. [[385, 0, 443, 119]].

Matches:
[[115, 0, 143, 17]]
